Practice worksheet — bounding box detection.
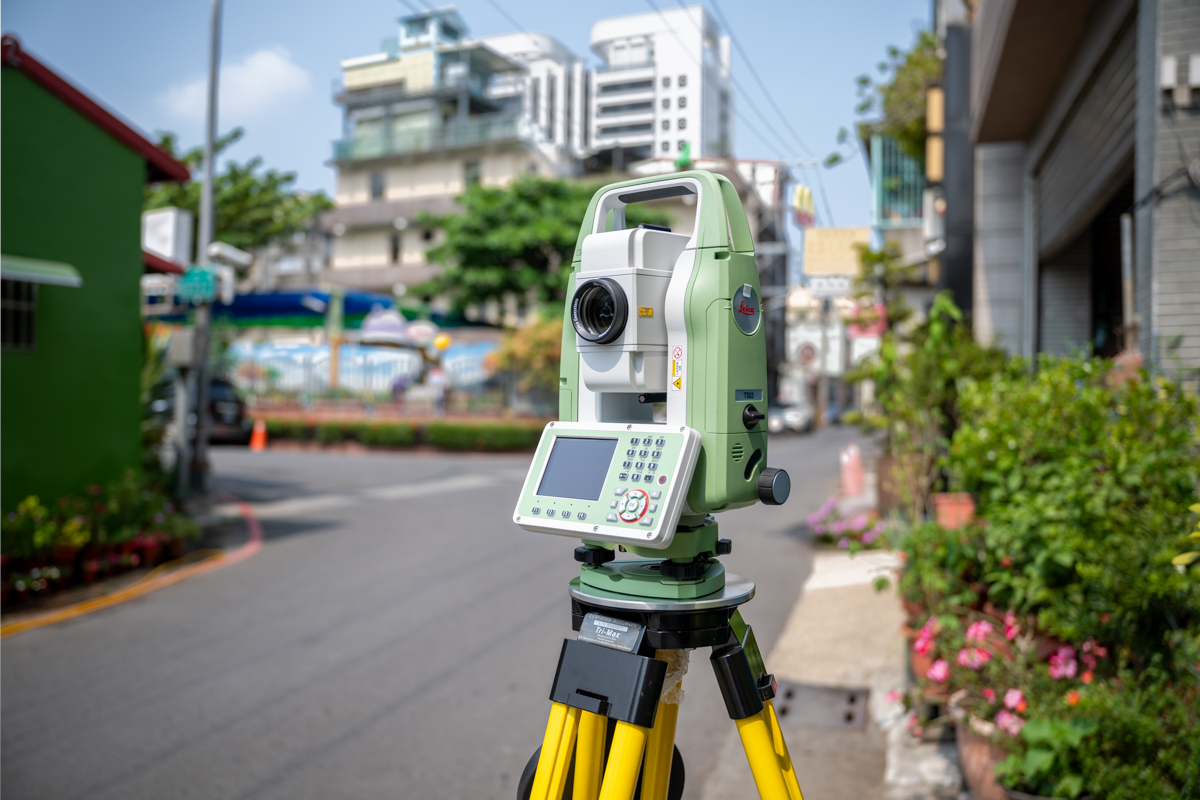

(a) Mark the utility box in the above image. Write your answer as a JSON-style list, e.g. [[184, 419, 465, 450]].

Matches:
[[168, 328, 195, 367], [142, 207, 194, 267]]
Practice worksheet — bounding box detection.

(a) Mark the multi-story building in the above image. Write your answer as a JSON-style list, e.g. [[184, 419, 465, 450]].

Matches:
[[321, 7, 580, 294], [968, 0, 1200, 371], [588, 5, 733, 169]]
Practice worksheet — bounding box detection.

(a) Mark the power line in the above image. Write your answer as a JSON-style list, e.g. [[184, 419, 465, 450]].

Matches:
[[703, 0, 835, 225], [481, 0, 530, 39]]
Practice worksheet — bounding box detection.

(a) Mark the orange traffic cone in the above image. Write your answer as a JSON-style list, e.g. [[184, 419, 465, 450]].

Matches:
[[249, 419, 268, 452]]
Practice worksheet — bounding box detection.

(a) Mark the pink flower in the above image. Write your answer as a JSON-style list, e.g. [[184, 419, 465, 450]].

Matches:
[[886, 690, 901, 703], [851, 512, 868, 530], [1004, 610, 1020, 641], [966, 620, 995, 643], [1048, 646, 1078, 680], [956, 647, 991, 670], [913, 618, 936, 655], [995, 710, 1025, 736], [906, 711, 918, 729], [1082, 638, 1107, 659], [982, 688, 997, 703], [926, 659, 950, 683], [807, 497, 838, 527], [1003, 689, 1024, 710], [837, 536, 851, 550]]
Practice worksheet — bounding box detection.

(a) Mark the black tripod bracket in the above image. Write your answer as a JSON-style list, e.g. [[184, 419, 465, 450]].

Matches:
[[549, 639, 667, 728]]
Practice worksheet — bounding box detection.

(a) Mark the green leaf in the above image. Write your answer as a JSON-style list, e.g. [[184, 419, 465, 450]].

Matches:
[[1171, 551, 1199, 566], [1020, 719, 1056, 744], [1022, 748, 1055, 777], [1055, 774, 1084, 799]]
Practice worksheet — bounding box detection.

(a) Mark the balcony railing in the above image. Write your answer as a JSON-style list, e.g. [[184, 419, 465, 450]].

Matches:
[[595, 59, 655, 74], [870, 135, 925, 229], [332, 114, 522, 161]]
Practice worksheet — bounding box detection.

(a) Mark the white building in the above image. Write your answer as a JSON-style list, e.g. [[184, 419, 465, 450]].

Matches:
[[588, 5, 733, 168]]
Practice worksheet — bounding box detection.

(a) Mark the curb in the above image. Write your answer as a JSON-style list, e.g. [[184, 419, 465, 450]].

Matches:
[[0, 499, 263, 639]]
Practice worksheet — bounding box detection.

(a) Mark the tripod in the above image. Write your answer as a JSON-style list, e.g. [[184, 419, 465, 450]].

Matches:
[[518, 569, 805, 800]]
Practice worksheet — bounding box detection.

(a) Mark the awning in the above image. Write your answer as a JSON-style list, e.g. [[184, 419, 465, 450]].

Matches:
[[143, 250, 186, 275], [1, 253, 83, 287]]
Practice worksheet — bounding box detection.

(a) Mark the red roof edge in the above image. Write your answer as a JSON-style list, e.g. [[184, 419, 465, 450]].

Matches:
[[2, 34, 190, 184], [143, 250, 186, 275]]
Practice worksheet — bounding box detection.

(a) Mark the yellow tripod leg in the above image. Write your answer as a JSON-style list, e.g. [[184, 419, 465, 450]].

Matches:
[[735, 711, 792, 800], [764, 700, 804, 800], [531, 702, 581, 800], [640, 700, 679, 800], [598, 721, 649, 800], [573, 710, 607, 800]]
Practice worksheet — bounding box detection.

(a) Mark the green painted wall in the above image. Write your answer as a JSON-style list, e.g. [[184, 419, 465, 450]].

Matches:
[[2, 69, 147, 512]]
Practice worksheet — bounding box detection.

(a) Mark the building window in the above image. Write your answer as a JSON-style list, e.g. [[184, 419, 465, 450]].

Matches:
[[597, 101, 654, 116], [662, 76, 671, 88], [597, 80, 654, 95], [423, 228, 434, 243], [678, 75, 687, 87], [531, 77, 541, 121], [370, 170, 386, 200], [677, 96, 687, 109], [678, 139, 687, 151], [464, 160, 481, 187], [661, 119, 670, 131], [391, 233, 401, 264], [1, 280, 37, 352], [677, 118, 687, 130], [661, 98, 670, 109], [547, 74, 557, 142], [661, 141, 670, 153], [597, 123, 654, 136]]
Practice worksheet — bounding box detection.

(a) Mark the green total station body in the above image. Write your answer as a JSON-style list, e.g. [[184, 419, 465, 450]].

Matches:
[[546, 170, 790, 600]]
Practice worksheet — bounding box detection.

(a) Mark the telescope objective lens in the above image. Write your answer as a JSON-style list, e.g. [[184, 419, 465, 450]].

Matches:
[[572, 278, 628, 344]]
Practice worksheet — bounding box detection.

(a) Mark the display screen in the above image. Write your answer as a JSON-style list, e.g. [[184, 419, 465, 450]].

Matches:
[[536, 436, 619, 501]]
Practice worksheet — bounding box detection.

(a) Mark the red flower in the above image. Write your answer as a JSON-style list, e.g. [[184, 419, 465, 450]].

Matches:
[[1081, 670, 1094, 684], [1066, 690, 1080, 706], [1000, 555, 1013, 567]]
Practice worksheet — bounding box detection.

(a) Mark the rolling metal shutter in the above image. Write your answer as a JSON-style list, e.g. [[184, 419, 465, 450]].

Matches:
[[1036, 19, 1136, 259]]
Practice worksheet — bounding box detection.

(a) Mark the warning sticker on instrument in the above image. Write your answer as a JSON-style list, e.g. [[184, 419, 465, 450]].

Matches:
[[671, 345, 683, 390]]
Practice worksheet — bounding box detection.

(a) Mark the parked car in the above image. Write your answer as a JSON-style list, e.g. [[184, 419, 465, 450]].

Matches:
[[148, 378, 252, 444], [768, 402, 815, 434]]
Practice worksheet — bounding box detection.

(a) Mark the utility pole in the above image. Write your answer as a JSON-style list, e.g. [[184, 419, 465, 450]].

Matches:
[[189, 0, 223, 494]]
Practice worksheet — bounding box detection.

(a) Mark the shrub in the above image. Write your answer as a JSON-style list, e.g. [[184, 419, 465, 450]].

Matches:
[[315, 423, 345, 445], [423, 422, 542, 451], [353, 422, 416, 448]]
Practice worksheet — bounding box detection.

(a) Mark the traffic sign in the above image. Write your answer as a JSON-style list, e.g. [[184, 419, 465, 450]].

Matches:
[[177, 266, 217, 304], [809, 276, 852, 298]]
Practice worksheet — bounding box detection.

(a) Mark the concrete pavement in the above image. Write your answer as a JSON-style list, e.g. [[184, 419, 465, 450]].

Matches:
[[1, 426, 861, 800]]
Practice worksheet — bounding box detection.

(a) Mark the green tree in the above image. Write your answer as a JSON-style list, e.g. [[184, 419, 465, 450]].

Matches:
[[144, 128, 332, 260], [826, 30, 942, 167], [415, 176, 669, 311]]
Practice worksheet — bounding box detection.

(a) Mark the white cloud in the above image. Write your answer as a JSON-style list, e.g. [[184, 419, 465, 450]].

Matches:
[[161, 48, 310, 124]]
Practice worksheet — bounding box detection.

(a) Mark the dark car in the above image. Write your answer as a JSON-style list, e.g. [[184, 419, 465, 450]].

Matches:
[[148, 378, 252, 444]]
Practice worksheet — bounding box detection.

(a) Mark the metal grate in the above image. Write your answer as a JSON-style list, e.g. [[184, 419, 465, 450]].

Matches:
[[772, 681, 868, 729], [731, 443, 744, 462], [1, 279, 37, 352]]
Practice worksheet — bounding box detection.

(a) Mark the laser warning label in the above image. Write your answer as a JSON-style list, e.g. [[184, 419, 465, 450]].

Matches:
[[671, 346, 683, 391]]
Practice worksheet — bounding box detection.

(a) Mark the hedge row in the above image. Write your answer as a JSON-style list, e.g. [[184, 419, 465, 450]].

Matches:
[[263, 419, 544, 451]]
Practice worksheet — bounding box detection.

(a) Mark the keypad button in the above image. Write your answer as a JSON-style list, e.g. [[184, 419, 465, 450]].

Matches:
[[614, 487, 627, 495], [643, 474, 654, 483], [619, 472, 629, 480], [606, 513, 618, 522], [631, 474, 641, 482], [651, 450, 662, 459], [561, 510, 571, 518], [546, 509, 555, 517], [531, 507, 541, 515], [639, 449, 649, 457], [623, 460, 632, 468], [627, 449, 636, 456], [649, 503, 658, 513], [638, 517, 654, 527], [657, 475, 667, 484], [655, 438, 665, 446], [647, 462, 657, 471], [635, 461, 645, 469], [576, 512, 586, 520], [630, 436, 639, 444], [642, 437, 652, 445], [650, 491, 662, 499], [610, 499, 618, 509]]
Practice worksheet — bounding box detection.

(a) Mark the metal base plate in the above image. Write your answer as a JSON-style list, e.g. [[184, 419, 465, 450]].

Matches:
[[568, 569, 755, 613], [579, 559, 726, 600]]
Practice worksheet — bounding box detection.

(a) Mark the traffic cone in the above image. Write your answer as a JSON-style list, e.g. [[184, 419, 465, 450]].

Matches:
[[249, 419, 268, 452]]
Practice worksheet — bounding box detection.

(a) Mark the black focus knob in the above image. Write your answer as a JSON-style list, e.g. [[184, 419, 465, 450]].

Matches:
[[742, 404, 765, 429], [574, 546, 615, 565], [715, 538, 732, 555], [757, 467, 790, 505]]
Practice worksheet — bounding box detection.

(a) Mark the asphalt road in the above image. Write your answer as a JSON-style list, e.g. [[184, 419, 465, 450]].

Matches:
[[2, 426, 861, 800]]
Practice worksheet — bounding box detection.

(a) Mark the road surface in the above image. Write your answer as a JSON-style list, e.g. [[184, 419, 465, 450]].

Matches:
[[2, 427, 860, 799]]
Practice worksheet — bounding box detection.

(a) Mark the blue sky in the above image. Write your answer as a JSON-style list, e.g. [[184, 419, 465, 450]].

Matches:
[[4, 0, 928, 228]]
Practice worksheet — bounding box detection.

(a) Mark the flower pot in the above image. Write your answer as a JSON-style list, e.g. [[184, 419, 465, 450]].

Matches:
[[956, 721, 1008, 800], [1003, 790, 1090, 800], [932, 492, 975, 530]]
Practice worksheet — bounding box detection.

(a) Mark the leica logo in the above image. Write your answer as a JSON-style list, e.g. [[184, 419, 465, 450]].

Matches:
[[737, 300, 756, 316]]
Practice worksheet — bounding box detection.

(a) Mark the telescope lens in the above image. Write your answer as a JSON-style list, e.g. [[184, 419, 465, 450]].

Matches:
[[572, 278, 628, 344]]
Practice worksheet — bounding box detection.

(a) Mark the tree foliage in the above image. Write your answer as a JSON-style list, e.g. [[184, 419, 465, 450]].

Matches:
[[144, 127, 332, 257], [827, 30, 942, 167], [415, 176, 669, 310], [495, 313, 564, 392]]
